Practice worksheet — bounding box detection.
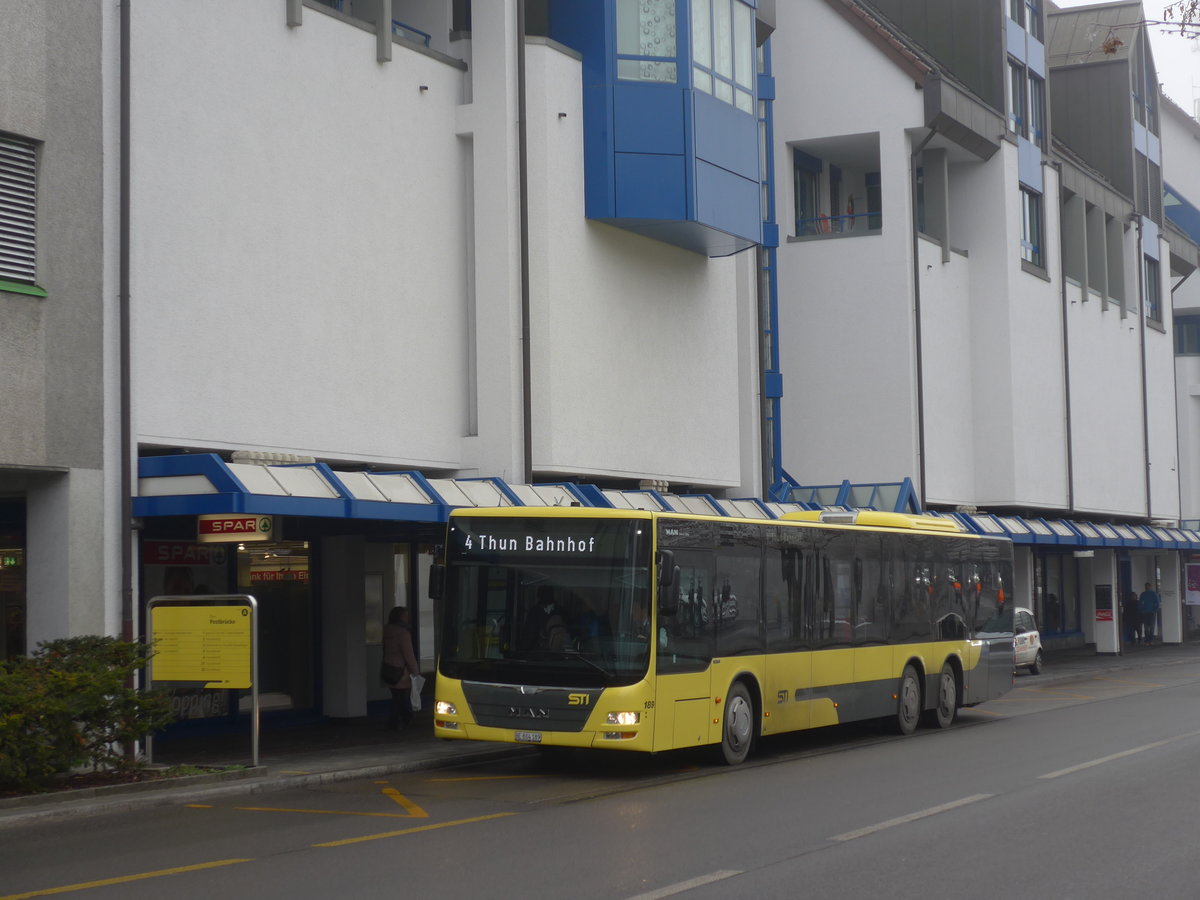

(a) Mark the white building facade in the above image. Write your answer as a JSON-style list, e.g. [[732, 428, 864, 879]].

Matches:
[[3, 0, 1199, 732]]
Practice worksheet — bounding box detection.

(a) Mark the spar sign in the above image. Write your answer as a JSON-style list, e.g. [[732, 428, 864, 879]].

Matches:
[[198, 513, 274, 543]]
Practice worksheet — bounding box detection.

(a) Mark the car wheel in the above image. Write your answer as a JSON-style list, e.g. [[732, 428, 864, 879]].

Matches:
[[922, 662, 957, 729], [718, 681, 754, 766], [894, 664, 922, 735], [1029, 649, 1043, 676]]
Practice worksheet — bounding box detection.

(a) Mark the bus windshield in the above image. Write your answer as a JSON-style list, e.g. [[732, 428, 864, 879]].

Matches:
[[438, 516, 653, 687]]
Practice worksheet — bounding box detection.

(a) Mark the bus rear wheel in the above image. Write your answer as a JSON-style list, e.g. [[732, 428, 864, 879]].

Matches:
[[894, 664, 922, 735], [718, 682, 754, 765], [922, 662, 957, 729]]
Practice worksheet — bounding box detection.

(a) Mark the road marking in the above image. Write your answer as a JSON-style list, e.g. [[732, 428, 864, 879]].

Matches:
[[964, 707, 1003, 715], [234, 805, 423, 818], [625, 870, 743, 900], [185, 804, 213, 808], [1037, 729, 1200, 780], [1094, 677, 1164, 687], [830, 794, 994, 842], [428, 774, 541, 782], [313, 812, 517, 847], [0, 859, 252, 899], [381, 787, 428, 817]]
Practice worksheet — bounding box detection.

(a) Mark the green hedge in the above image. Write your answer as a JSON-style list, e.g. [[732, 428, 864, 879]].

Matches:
[[0, 636, 173, 791]]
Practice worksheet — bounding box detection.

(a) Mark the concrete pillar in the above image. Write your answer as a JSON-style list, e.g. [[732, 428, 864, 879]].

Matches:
[[1090, 551, 1120, 654], [321, 534, 367, 718], [26, 469, 109, 645], [1160, 553, 1182, 644], [461, 0, 525, 481]]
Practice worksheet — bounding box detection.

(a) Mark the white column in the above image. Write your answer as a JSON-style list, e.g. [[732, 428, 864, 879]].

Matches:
[[1160, 553, 1183, 644], [1091, 551, 1121, 654], [461, 0, 525, 481]]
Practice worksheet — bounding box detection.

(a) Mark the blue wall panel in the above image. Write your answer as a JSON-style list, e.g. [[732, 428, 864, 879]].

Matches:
[[582, 84, 616, 219], [615, 153, 688, 220], [693, 90, 759, 181], [695, 159, 760, 241], [613, 83, 686, 155]]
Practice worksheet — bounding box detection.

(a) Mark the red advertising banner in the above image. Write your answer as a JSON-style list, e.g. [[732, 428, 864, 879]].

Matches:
[[143, 541, 228, 566]]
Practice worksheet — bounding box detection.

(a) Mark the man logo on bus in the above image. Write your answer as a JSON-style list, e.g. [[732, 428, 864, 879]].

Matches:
[[568, 693, 590, 706], [509, 707, 550, 719]]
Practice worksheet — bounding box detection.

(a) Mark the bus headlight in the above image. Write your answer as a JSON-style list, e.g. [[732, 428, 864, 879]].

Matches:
[[435, 700, 457, 716], [605, 711, 640, 726]]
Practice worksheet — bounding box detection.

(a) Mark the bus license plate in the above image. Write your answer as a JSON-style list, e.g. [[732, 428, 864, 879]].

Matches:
[[514, 731, 542, 743]]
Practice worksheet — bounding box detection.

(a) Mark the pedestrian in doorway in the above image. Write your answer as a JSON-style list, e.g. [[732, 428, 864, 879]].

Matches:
[[1123, 589, 1142, 645], [1139, 583, 1161, 645], [381, 606, 420, 730]]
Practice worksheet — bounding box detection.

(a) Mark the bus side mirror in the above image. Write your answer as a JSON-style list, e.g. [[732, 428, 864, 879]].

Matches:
[[428, 563, 445, 601], [657, 551, 679, 616]]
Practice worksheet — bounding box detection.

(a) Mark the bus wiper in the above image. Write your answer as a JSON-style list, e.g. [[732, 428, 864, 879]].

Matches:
[[551, 648, 615, 679]]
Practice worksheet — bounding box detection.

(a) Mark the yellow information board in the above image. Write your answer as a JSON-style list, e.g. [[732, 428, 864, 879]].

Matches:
[[151, 604, 253, 689]]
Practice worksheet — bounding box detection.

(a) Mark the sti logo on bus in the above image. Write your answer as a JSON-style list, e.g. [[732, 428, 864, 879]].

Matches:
[[568, 693, 590, 706]]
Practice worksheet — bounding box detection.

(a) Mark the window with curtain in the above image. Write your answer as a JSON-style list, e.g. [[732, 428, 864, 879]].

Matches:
[[616, 0, 678, 83]]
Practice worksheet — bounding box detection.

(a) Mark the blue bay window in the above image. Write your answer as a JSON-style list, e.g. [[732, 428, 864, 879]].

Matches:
[[550, 0, 764, 257]]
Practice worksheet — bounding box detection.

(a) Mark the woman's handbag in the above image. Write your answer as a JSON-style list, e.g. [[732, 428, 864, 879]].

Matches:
[[380, 662, 405, 687]]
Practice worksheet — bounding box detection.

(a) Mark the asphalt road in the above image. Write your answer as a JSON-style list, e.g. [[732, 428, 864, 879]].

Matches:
[[4, 664, 1200, 899]]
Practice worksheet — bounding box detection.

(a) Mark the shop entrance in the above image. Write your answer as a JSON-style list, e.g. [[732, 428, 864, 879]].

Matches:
[[0, 500, 25, 661], [237, 541, 314, 712]]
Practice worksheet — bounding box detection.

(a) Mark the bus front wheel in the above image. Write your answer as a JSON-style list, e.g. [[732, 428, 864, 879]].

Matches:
[[894, 664, 922, 735], [718, 682, 755, 765]]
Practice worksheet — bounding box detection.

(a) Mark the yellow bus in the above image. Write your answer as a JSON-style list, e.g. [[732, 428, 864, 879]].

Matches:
[[432, 506, 1015, 764]]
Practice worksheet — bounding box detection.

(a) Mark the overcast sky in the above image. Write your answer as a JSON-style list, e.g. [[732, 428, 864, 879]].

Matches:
[[1051, 0, 1199, 115]]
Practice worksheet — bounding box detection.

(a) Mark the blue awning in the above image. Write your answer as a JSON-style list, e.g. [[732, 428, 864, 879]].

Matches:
[[133, 454, 815, 524], [132, 455, 1200, 551]]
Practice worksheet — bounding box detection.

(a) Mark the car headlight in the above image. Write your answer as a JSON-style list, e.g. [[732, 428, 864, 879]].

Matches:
[[605, 711, 640, 726], [435, 700, 457, 716]]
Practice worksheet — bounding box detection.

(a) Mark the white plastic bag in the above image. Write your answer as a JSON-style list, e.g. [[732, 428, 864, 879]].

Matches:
[[409, 673, 426, 712]]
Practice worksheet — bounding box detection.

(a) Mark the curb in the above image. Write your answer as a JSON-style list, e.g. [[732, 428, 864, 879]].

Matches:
[[0, 765, 259, 812], [0, 744, 526, 830]]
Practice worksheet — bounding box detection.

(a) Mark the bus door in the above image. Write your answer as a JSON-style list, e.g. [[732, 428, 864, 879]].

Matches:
[[763, 528, 811, 734], [652, 548, 716, 752]]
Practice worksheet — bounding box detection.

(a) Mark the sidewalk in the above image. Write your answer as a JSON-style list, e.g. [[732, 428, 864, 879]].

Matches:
[[4, 640, 1199, 829]]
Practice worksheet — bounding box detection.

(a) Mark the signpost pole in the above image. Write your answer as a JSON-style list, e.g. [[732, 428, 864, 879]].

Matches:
[[248, 595, 259, 767]]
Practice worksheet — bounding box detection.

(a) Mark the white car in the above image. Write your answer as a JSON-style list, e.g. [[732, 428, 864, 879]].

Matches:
[[1013, 607, 1043, 675]]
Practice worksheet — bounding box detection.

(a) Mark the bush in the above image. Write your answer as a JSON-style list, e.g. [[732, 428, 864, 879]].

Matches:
[[0, 636, 173, 791]]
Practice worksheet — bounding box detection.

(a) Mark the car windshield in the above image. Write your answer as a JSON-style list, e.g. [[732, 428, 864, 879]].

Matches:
[[439, 517, 653, 687]]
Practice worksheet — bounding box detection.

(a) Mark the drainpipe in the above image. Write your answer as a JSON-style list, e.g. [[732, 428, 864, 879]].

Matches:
[[516, 0, 533, 483], [910, 128, 937, 508], [120, 0, 134, 641]]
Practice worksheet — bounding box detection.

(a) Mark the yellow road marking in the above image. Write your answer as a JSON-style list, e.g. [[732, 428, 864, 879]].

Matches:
[[1094, 677, 1164, 687], [381, 787, 428, 817], [185, 804, 213, 808], [314, 812, 517, 847], [234, 806, 424, 818], [963, 707, 1003, 716], [0, 859, 251, 900], [428, 774, 541, 783]]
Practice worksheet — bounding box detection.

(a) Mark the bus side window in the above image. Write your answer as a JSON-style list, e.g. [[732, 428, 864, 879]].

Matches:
[[715, 525, 763, 657], [658, 551, 714, 673]]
